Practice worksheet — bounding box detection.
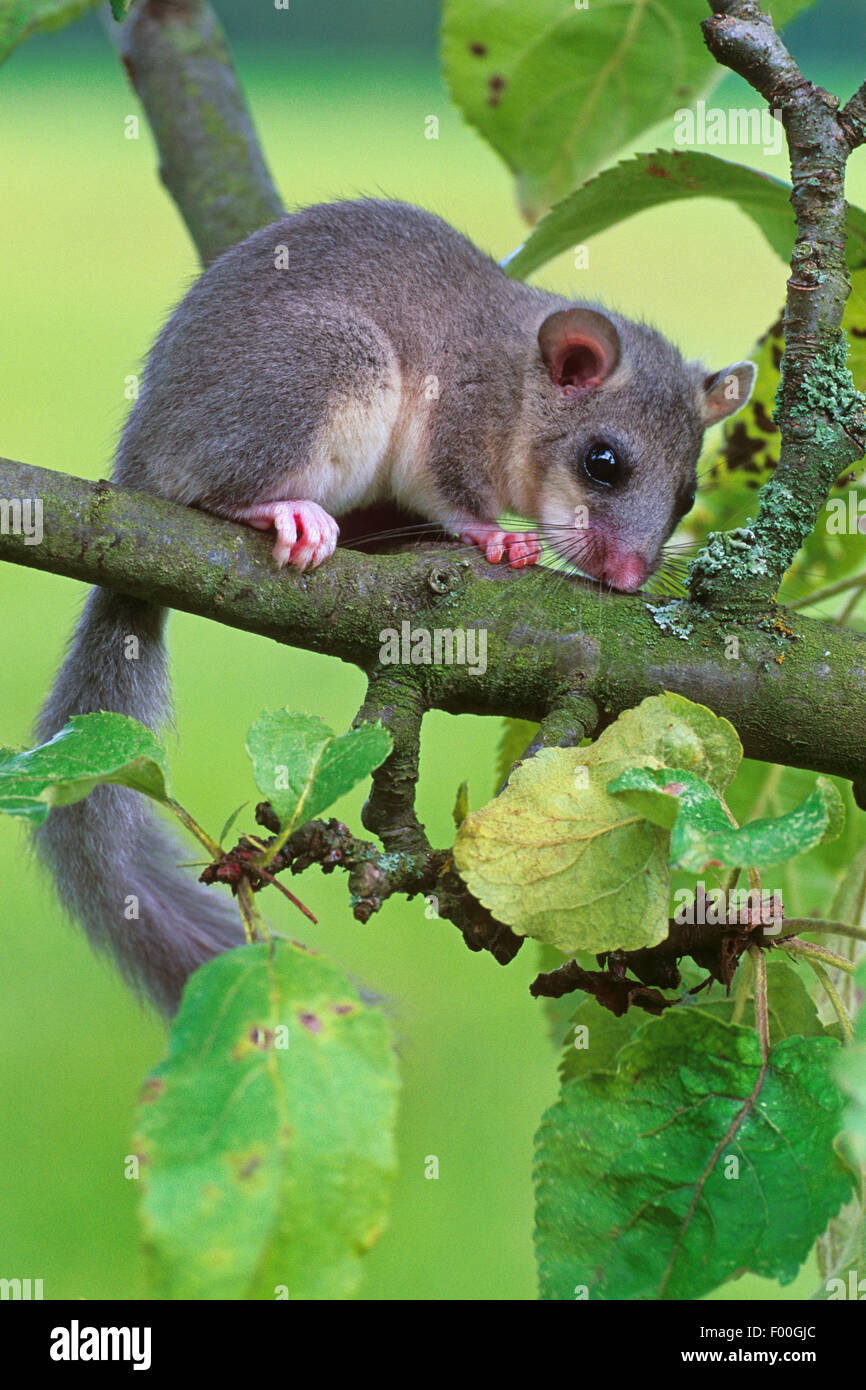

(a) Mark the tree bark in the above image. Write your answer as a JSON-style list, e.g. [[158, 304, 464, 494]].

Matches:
[[2, 457, 865, 800]]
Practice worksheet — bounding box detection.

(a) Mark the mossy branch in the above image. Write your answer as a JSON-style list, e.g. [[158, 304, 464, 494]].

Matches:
[[239, 809, 523, 965], [2, 456, 866, 807], [689, 0, 866, 607]]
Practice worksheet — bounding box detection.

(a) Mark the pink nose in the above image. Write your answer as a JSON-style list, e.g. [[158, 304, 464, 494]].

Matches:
[[602, 552, 647, 593]]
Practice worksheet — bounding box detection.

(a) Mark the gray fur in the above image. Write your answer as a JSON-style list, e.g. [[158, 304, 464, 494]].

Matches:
[[34, 590, 243, 1017], [36, 198, 754, 1012], [113, 200, 745, 549]]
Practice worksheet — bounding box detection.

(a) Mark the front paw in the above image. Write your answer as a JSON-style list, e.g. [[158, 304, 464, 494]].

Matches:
[[229, 500, 340, 571], [459, 524, 541, 569]]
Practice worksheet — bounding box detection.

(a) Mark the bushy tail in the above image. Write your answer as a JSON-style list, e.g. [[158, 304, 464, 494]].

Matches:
[[34, 587, 244, 1016]]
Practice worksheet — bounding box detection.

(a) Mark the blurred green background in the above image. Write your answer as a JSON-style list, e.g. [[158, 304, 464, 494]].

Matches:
[[0, 0, 864, 1301]]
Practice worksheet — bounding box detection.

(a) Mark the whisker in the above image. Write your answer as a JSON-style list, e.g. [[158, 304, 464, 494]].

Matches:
[[341, 520, 457, 547]]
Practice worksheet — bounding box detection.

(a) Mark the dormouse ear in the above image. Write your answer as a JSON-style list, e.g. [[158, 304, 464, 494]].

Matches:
[[538, 308, 621, 394], [701, 361, 757, 426]]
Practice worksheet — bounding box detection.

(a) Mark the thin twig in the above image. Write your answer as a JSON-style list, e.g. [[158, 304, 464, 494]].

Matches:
[[782, 936, 858, 975], [692, 2, 866, 605], [166, 797, 221, 858], [779, 917, 866, 945]]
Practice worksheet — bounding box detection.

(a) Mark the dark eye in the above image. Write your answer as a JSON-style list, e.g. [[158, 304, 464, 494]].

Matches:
[[583, 443, 621, 488]]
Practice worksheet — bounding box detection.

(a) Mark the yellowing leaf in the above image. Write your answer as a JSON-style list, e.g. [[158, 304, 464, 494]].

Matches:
[[453, 694, 739, 953]]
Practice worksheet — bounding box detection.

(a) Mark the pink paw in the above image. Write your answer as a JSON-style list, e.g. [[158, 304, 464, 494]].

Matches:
[[230, 500, 340, 571], [460, 525, 541, 569]]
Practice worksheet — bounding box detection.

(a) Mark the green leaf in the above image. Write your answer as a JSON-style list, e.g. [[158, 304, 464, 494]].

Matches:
[[560, 958, 826, 1085], [453, 693, 739, 953], [606, 764, 692, 831], [836, 958, 866, 1166], [558, 956, 827, 1084], [559, 995, 642, 1084], [0, 713, 170, 824], [493, 716, 538, 793], [721, 763, 866, 928], [535, 1010, 853, 1299], [457, 738, 669, 953], [136, 940, 399, 1300], [442, 1, 815, 222], [609, 765, 844, 871], [246, 710, 392, 837], [697, 959, 826, 1045], [505, 149, 866, 279], [109, 0, 130, 18], [218, 801, 249, 847], [0, 0, 102, 66], [452, 780, 470, 828]]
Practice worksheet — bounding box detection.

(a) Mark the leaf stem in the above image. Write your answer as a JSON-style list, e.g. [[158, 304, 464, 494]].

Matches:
[[781, 936, 858, 975], [780, 916, 866, 944], [254, 864, 317, 923], [236, 879, 264, 945], [802, 956, 854, 1042]]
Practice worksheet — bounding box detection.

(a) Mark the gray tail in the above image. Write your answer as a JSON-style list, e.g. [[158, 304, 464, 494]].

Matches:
[[34, 587, 244, 1016]]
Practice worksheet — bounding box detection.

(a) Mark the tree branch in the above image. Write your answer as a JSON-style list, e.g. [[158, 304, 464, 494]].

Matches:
[[690, 1, 866, 607], [353, 674, 429, 853], [104, 0, 284, 264], [840, 81, 866, 151], [234, 811, 524, 964], [3, 457, 866, 807]]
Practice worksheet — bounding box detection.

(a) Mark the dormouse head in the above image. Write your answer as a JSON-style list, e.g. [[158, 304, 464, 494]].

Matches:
[[528, 304, 756, 592]]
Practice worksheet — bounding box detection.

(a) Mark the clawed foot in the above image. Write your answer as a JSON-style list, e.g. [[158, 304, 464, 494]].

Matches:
[[228, 500, 340, 570], [460, 524, 541, 569]]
